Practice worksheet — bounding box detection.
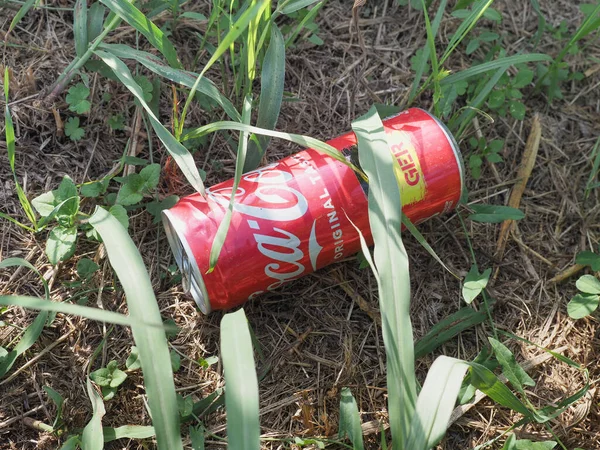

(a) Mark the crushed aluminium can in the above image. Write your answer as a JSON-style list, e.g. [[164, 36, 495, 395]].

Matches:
[[162, 108, 464, 313]]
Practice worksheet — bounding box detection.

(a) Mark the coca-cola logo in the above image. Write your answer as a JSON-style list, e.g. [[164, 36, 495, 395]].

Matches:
[[207, 163, 314, 297]]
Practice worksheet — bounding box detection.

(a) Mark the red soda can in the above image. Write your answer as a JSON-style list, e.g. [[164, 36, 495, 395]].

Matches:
[[162, 108, 464, 313]]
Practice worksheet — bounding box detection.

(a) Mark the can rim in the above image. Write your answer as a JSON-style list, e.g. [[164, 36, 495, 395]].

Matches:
[[161, 209, 212, 314], [416, 108, 465, 203]]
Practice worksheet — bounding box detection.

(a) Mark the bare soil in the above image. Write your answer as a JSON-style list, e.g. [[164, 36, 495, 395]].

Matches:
[[1, 0, 599, 449]]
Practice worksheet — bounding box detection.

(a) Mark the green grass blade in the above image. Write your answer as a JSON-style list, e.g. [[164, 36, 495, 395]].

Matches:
[[278, 0, 321, 15], [406, 356, 469, 449], [208, 96, 252, 271], [440, 0, 493, 66], [284, 1, 324, 47], [4, 68, 37, 227], [103, 425, 156, 442], [0, 295, 142, 327], [7, 0, 36, 36], [468, 362, 533, 418], [408, 0, 448, 103], [221, 309, 260, 450], [244, 23, 286, 172], [0, 257, 49, 298], [414, 305, 489, 359], [59, 435, 80, 450], [555, 3, 600, 65], [182, 121, 363, 176], [0, 310, 47, 377], [420, 0, 442, 115], [87, 2, 106, 41], [99, 43, 241, 121], [338, 387, 364, 450], [584, 136, 600, 199], [81, 377, 106, 450], [453, 65, 508, 137], [489, 337, 535, 395], [89, 206, 183, 450], [352, 107, 416, 449], [441, 54, 552, 85], [99, 0, 181, 68], [74, 0, 88, 57], [178, 0, 270, 137], [0, 211, 34, 232], [529, 0, 546, 47], [95, 50, 205, 196], [190, 425, 205, 450]]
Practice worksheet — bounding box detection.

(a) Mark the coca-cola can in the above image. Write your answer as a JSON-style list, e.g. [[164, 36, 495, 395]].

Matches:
[[162, 108, 464, 313]]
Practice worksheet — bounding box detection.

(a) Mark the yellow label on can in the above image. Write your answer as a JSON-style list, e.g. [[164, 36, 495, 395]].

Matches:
[[387, 129, 427, 205]]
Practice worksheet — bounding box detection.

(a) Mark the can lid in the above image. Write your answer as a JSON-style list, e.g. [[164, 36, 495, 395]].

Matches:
[[416, 108, 466, 203], [161, 209, 212, 314]]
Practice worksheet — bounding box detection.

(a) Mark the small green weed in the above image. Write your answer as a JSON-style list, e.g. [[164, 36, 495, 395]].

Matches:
[[567, 250, 600, 319], [90, 360, 128, 400]]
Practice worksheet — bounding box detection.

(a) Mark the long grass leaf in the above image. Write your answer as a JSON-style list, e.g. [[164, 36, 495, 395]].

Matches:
[[221, 309, 260, 450], [352, 107, 416, 449], [0, 311, 47, 377], [95, 50, 205, 196], [406, 356, 469, 448], [529, 0, 546, 47], [414, 305, 489, 359], [4, 68, 37, 227], [89, 206, 183, 450], [278, 0, 321, 15], [584, 136, 600, 199], [244, 23, 286, 171], [408, 0, 448, 103], [338, 387, 365, 450], [0, 295, 145, 327], [0, 257, 49, 298], [440, 0, 493, 65], [208, 97, 252, 270], [87, 2, 106, 41], [103, 425, 156, 442], [453, 65, 509, 137], [178, 0, 270, 136], [99, 0, 181, 68], [284, 1, 324, 47], [441, 54, 552, 85], [181, 121, 363, 176], [421, 0, 442, 116], [81, 377, 106, 450], [99, 43, 240, 121], [74, 0, 88, 57], [7, 0, 36, 36]]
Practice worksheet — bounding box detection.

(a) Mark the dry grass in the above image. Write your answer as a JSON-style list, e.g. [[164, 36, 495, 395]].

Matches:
[[1, 0, 600, 449]]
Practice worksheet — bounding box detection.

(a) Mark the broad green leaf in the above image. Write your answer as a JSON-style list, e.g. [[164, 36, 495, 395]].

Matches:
[[469, 362, 532, 418], [89, 207, 183, 450], [208, 97, 252, 271], [81, 377, 106, 450], [441, 54, 552, 85], [77, 258, 100, 279], [414, 305, 489, 358], [468, 204, 525, 223], [65, 117, 85, 141], [221, 309, 260, 450], [513, 68, 534, 88], [66, 83, 91, 114], [80, 180, 107, 198], [170, 350, 181, 372], [181, 122, 360, 174], [352, 107, 416, 448], [99, 0, 181, 68], [103, 425, 155, 442], [576, 274, 600, 294], [90, 367, 112, 387], [46, 226, 78, 265], [126, 346, 141, 370], [488, 90, 505, 109], [139, 163, 161, 190], [462, 265, 491, 304], [406, 356, 469, 448], [278, 0, 321, 14], [117, 174, 145, 206], [338, 388, 364, 450], [509, 101, 526, 120], [244, 24, 285, 172], [575, 251, 600, 271], [489, 338, 535, 394], [190, 425, 205, 450], [95, 50, 205, 196], [98, 43, 240, 121], [87, 2, 106, 41], [567, 294, 599, 319], [74, 0, 88, 57], [59, 436, 80, 450], [146, 195, 179, 224], [178, 394, 194, 418], [514, 440, 557, 450], [109, 204, 129, 229]]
